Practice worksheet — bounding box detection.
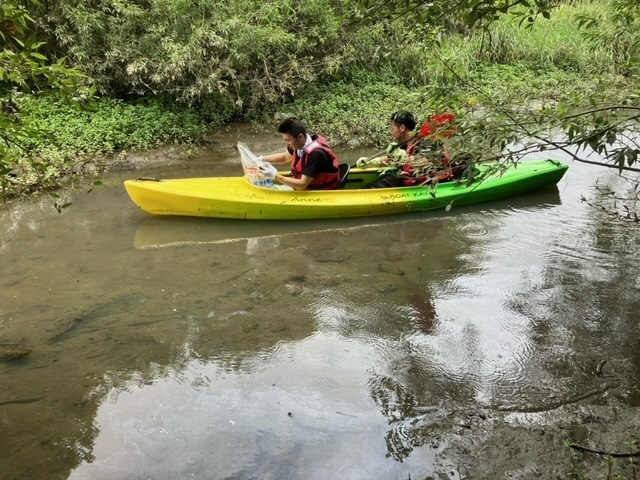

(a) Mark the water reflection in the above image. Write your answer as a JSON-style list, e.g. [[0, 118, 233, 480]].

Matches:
[[68, 336, 424, 480], [1, 150, 639, 479], [131, 187, 562, 250]]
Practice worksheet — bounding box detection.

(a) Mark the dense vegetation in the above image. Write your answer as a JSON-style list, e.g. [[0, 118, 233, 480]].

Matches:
[[1, 0, 639, 209]]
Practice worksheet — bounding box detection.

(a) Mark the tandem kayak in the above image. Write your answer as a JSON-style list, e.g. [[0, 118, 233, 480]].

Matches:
[[123, 160, 568, 220]]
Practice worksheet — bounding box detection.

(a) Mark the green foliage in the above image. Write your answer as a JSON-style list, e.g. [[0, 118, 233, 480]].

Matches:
[[377, 1, 624, 94], [1, 0, 92, 207], [479, 2, 617, 73], [463, 63, 625, 102], [347, 0, 559, 31], [17, 95, 212, 157], [34, 0, 353, 108], [2, 0, 242, 202], [287, 76, 449, 148], [283, 0, 633, 154], [347, 0, 640, 182], [1, 93, 223, 199], [576, 0, 640, 76]]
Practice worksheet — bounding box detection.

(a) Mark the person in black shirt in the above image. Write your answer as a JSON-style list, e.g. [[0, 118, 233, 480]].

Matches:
[[259, 118, 341, 191]]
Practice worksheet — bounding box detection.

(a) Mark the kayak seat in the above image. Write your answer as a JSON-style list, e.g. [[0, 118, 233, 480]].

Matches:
[[338, 163, 350, 189]]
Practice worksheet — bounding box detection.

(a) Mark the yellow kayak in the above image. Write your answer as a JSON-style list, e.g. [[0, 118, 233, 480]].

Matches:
[[123, 160, 568, 220]]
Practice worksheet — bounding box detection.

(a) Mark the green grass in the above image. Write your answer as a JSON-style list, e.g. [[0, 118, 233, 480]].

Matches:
[[479, 2, 617, 73], [16, 95, 220, 159]]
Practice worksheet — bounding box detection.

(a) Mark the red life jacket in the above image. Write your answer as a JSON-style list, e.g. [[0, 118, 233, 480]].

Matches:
[[401, 113, 456, 186], [401, 143, 453, 186], [291, 135, 341, 190]]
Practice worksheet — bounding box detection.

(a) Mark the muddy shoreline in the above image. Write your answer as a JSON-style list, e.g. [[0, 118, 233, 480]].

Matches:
[[440, 403, 639, 479], [102, 123, 282, 171]]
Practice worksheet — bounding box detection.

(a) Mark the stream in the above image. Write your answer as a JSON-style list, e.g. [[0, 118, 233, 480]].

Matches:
[[1, 133, 639, 479]]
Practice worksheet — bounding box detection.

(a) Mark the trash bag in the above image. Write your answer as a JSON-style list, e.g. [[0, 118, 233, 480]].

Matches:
[[237, 142, 273, 187], [237, 142, 294, 190]]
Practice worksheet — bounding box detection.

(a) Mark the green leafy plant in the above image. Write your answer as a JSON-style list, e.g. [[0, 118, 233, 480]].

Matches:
[[1, 0, 93, 209], [33, 0, 354, 108]]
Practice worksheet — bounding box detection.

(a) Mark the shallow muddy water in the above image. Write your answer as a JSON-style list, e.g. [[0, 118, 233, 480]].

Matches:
[[1, 141, 639, 480]]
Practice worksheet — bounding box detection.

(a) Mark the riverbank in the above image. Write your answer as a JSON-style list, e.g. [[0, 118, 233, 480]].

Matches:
[[4, 72, 632, 205], [2, 0, 637, 203]]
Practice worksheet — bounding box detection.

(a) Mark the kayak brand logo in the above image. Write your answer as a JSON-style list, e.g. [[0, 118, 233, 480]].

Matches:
[[380, 190, 434, 201]]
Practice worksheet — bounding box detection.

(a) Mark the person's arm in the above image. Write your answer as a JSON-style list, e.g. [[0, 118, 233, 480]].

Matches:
[[272, 150, 329, 191], [273, 173, 313, 191], [263, 151, 292, 165]]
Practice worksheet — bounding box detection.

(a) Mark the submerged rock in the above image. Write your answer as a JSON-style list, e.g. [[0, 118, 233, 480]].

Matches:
[[0, 346, 32, 361]]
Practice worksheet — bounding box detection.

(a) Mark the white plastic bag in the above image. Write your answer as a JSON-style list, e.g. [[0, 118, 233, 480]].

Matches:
[[237, 142, 273, 187]]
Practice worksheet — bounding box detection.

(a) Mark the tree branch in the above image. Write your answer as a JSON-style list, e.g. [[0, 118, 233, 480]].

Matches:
[[562, 105, 640, 120], [429, 46, 640, 172], [569, 443, 640, 458]]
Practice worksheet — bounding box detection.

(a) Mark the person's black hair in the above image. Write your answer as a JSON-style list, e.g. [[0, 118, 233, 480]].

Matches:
[[390, 110, 417, 131], [278, 117, 307, 138]]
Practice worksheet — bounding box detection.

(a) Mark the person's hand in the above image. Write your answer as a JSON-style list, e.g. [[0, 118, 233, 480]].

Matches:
[[356, 157, 368, 167], [388, 148, 408, 163], [258, 162, 278, 180], [357, 156, 385, 167], [257, 155, 265, 163]]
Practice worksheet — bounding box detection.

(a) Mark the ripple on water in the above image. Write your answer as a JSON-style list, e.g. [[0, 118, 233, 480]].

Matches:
[[68, 337, 416, 480], [457, 223, 490, 238], [448, 206, 567, 263], [398, 286, 539, 407]]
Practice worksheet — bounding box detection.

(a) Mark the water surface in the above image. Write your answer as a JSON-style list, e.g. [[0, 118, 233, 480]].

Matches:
[[1, 145, 638, 479]]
